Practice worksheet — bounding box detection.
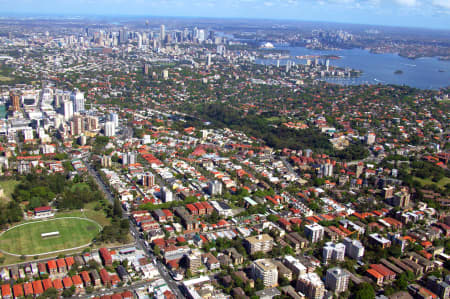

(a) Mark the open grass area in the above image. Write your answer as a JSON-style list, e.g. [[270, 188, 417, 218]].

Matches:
[[0, 180, 19, 202], [56, 202, 110, 227], [413, 176, 450, 189], [0, 217, 101, 255], [0, 75, 12, 82]]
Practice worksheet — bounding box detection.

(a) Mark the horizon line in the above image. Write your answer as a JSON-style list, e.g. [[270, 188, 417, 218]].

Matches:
[[0, 12, 449, 32]]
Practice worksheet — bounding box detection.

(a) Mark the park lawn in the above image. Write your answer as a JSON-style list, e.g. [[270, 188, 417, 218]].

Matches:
[[413, 176, 450, 189], [0, 180, 20, 202], [56, 202, 110, 227], [0, 218, 101, 255], [0, 75, 12, 82]]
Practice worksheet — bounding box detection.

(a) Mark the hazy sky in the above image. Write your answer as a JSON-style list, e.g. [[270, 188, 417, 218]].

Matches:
[[0, 0, 449, 29]]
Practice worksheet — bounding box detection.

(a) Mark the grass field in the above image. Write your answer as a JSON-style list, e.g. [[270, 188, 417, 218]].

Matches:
[[0, 180, 19, 202], [0, 217, 101, 255], [56, 202, 110, 227], [413, 176, 450, 189], [0, 75, 12, 82]]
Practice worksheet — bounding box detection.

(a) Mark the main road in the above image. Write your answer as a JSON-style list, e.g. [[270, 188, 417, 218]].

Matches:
[[83, 158, 186, 298]]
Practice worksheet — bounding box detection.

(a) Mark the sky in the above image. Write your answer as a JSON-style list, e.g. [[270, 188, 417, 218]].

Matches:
[[0, 0, 449, 29]]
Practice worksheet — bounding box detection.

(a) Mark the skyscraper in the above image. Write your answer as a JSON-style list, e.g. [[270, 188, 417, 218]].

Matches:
[[105, 121, 115, 137], [119, 29, 128, 44], [10, 92, 20, 112], [63, 100, 73, 121], [71, 113, 84, 136], [71, 90, 85, 113], [160, 24, 165, 42]]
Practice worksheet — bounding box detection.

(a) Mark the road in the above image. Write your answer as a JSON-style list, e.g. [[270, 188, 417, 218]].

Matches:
[[281, 156, 297, 175], [84, 158, 185, 298]]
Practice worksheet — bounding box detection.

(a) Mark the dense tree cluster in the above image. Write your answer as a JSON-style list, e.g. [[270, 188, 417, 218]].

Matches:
[[195, 103, 333, 151]]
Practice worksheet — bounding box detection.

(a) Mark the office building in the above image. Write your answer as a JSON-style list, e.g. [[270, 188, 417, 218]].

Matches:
[[325, 267, 349, 293], [305, 223, 324, 243], [245, 234, 274, 254], [71, 90, 85, 113], [160, 25, 165, 42], [251, 259, 278, 288], [119, 29, 128, 44]]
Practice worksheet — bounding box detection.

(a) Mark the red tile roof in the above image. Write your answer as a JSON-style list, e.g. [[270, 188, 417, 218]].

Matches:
[[12, 284, 23, 297], [52, 279, 63, 290], [72, 275, 83, 286], [1, 284, 12, 297], [32, 280, 44, 295], [23, 282, 33, 296], [62, 277, 73, 288], [42, 278, 52, 291], [47, 260, 57, 270]]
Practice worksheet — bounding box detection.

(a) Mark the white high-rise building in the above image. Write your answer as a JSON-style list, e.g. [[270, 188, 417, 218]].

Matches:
[[109, 112, 119, 127], [322, 242, 346, 264], [63, 100, 73, 121], [105, 121, 115, 137], [251, 259, 278, 288], [71, 90, 85, 113], [208, 180, 222, 196], [161, 187, 173, 203], [207, 53, 212, 67], [365, 132, 376, 145], [326, 267, 349, 293], [122, 152, 137, 166], [198, 29, 205, 43], [305, 223, 324, 243], [23, 128, 33, 141], [160, 24, 165, 42], [343, 237, 365, 260]]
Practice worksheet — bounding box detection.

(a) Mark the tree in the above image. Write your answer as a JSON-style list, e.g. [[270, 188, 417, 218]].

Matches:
[[40, 287, 58, 299], [255, 278, 265, 291], [395, 272, 408, 291], [113, 199, 123, 218], [353, 283, 375, 299], [153, 245, 161, 256], [62, 286, 75, 298]]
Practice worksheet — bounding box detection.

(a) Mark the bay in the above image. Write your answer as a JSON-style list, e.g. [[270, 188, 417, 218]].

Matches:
[[256, 46, 450, 90]]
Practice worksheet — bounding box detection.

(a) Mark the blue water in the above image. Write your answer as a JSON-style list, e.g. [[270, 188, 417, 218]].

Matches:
[[256, 46, 450, 90]]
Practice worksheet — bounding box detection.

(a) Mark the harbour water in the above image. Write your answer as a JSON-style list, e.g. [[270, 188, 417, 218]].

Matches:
[[256, 46, 450, 90]]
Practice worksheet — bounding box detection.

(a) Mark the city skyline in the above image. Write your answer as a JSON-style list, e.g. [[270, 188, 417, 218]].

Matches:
[[0, 0, 449, 30]]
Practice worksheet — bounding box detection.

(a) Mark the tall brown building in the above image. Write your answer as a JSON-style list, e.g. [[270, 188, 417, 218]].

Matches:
[[10, 92, 20, 112]]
